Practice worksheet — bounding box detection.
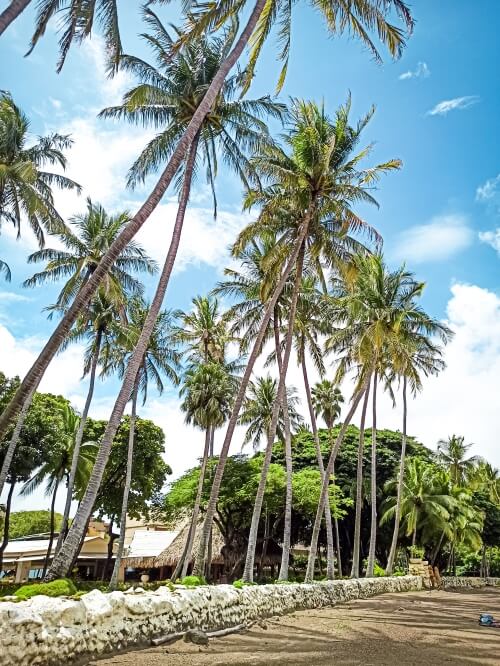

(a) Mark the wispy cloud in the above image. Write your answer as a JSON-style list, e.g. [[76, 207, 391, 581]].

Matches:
[[427, 96, 479, 116], [476, 174, 500, 202], [479, 228, 500, 255], [393, 214, 473, 263], [399, 61, 430, 80]]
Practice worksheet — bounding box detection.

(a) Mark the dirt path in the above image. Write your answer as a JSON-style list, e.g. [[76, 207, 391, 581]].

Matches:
[[94, 588, 500, 665]]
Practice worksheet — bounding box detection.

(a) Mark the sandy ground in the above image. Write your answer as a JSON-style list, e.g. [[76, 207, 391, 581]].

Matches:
[[94, 588, 500, 665]]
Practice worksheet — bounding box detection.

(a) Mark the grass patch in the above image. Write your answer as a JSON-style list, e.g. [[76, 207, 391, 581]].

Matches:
[[15, 578, 77, 600]]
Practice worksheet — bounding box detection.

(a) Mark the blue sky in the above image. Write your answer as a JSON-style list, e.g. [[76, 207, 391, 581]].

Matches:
[[1, 1, 500, 511]]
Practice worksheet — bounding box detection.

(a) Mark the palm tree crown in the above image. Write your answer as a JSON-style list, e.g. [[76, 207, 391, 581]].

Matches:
[[23, 199, 158, 314], [0, 91, 80, 247], [437, 435, 481, 487], [312, 380, 344, 430]]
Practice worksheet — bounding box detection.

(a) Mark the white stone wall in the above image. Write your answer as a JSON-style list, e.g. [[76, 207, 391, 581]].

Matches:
[[0, 576, 422, 665], [442, 576, 500, 589]]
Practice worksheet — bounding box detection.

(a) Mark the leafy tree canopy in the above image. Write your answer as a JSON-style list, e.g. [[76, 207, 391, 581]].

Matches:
[[8, 510, 63, 539]]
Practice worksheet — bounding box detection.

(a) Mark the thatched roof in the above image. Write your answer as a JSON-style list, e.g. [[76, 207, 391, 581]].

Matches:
[[154, 521, 225, 568]]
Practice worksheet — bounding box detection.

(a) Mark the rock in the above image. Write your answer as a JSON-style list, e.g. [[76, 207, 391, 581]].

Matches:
[[184, 629, 209, 646]]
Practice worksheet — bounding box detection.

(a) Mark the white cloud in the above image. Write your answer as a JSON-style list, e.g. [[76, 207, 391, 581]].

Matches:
[[0, 292, 31, 303], [476, 174, 500, 202], [393, 213, 473, 263], [427, 95, 479, 116], [479, 228, 500, 254], [399, 61, 430, 80], [0, 324, 85, 398], [134, 202, 251, 275]]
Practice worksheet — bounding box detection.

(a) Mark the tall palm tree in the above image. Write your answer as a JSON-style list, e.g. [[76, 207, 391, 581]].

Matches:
[[46, 23, 279, 580], [21, 404, 96, 576], [437, 435, 480, 487], [0, 0, 413, 456], [0, 201, 156, 499], [311, 379, 344, 574], [109, 297, 180, 589], [231, 98, 397, 583], [326, 255, 433, 576], [173, 361, 237, 580], [385, 328, 450, 575], [0, 91, 80, 246], [0, 0, 32, 37]]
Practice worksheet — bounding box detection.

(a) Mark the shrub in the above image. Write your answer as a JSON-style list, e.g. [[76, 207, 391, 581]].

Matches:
[[14, 578, 77, 600], [232, 579, 257, 589], [373, 562, 386, 577], [0, 582, 22, 597], [180, 575, 207, 587]]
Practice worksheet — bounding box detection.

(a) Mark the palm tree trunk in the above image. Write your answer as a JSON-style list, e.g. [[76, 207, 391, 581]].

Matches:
[[304, 376, 370, 583], [56, 328, 103, 556], [45, 136, 200, 581], [386, 375, 407, 575], [241, 242, 305, 583], [0, 388, 35, 497], [172, 426, 211, 581], [109, 380, 139, 590], [301, 352, 335, 579], [431, 529, 445, 567], [193, 215, 312, 577], [0, 480, 15, 571], [0, 0, 31, 36], [42, 476, 60, 577], [366, 371, 378, 578], [275, 316, 293, 582], [0, 0, 268, 444], [101, 516, 115, 581], [350, 380, 371, 578], [332, 459, 342, 576]]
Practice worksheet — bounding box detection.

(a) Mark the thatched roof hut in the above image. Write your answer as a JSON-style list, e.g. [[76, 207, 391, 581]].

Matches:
[[154, 522, 225, 568]]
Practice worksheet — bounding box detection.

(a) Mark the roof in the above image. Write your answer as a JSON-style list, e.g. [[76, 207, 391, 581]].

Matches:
[[123, 530, 179, 568], [154, 521, 225, 569], [2, 536, 106, 559]]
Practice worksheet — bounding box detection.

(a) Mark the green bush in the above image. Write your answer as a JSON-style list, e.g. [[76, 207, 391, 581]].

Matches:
[[232, 579, 257, 589], [14, 578, 77, 600], [180, 575, 207, 587], [0, 582, 22, 597], [373, 562, 386, 577]]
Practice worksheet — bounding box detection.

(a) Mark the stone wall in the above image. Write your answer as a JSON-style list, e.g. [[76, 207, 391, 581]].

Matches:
[[442, 576, 500, 589], [0, 576, 422, 666]]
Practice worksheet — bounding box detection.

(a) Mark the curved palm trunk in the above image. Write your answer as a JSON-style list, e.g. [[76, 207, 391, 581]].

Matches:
[[193, 216, 312, 577], [366, 372, 378, 577], [0, 0, 31, 36], [46, 137, 199, 581], [42, 476, 60, 577], [350, 380, 371, 578], [304, 376, 370, 583], [0, 0, 267, 444], [0, 480, 15, 571], [301, 352, 335, 579], [0, 388, 35, 497], [274, 317, 293, 581], [241, 243, 305, 583], [109, 381, 138, 590], [172, 427, 211, 581], [386, 376, 407, 575], [56, 329, 103, 556]]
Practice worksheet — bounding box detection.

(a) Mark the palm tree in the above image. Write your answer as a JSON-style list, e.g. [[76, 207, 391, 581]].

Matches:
[[46, 23, 279, 580], [0, 258, 11, 281], [173, 361, 237, 580], [0, 201, 156, 499], [239, 376, 301, 451], [0, 0, 413, 453], [437, 435, 480, 486], [109, 297, 180, 589], [381, 458, 454, 549], [230, 99, 397, 583], [325, 255, 437, 576], [385, 328, 450, 575], [0, 91, 80, 246], [21, 404, 96, 576], [311, 379, 344, 574]]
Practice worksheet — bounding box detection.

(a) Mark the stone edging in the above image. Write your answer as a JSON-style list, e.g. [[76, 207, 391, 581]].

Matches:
[[2, 575, 499, 665], [0, 576, 422, 665]]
